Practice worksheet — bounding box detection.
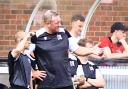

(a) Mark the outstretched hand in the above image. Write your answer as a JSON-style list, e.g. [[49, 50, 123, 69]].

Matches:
[[92, 46, 104, 56]]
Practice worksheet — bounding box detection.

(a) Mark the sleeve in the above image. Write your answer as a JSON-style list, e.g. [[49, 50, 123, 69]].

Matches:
[[29, 35, 36, 52], [31, 34, 37, 44], [99, 37, 109, 48], [7, 51, 15, 75], [68, 37, 79, 52], [65, 30, 71, 38]]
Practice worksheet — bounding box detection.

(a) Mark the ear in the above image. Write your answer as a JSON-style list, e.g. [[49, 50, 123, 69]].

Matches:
[[71, 22, 75, 27]]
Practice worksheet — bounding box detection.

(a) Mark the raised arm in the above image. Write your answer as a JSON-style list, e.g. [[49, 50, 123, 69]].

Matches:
[[11, 32, 34, 58]]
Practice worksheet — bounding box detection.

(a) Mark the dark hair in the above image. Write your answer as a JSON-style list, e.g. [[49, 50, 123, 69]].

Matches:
[[111, 22, 127, 33], [71, 14, 85, 22], [0, 83, 9, 89]]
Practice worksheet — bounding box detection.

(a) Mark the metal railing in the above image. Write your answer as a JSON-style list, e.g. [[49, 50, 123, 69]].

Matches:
[[99, 66, 128, 89], [0, 58, 9, 86], [1, 58, 128, 88], [90, 59, 128, 89]]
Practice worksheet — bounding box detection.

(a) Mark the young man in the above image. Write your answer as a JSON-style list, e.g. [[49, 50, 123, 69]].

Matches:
[[99, 22, 128, 59], [68, 14, 85, 77], [69, 14, 85, 42], [8, 31, 46, 89], [31, 10, 103, 89]]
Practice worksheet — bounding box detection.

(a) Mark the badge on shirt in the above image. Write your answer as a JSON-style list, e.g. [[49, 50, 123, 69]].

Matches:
[[70, 61, 75, 66], [57, 34, 62, 40], [44, 37, 47, 40], [89, 66, 94, 71]]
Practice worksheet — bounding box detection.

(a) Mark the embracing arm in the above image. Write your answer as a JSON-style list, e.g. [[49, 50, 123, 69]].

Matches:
[[73, 46, 103, 57], [11, 32, 33, 58]]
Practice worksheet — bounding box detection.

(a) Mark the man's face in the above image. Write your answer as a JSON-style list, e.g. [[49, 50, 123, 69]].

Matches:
[[72, 20, 84, 36], [49, 15, 61, 33], [115, 30, 126, 40]]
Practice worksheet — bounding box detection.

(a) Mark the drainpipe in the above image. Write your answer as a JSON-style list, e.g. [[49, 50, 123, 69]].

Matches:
[[80, 0, 103, 38], [25, 0, 57, 33]]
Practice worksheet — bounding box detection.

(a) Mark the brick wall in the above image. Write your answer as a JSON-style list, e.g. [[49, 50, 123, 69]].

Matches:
[[0, 0, 128, 57]]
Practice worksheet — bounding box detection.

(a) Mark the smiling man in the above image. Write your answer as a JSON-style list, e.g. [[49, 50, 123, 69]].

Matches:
[[30, 10, 103, 89]]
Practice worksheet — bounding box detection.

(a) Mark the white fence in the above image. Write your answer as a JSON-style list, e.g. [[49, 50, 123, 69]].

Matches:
[[1, 61, 128, 89], [99, 66, 128, 89]]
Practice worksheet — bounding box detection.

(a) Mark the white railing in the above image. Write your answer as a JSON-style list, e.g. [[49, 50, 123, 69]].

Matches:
[[99, 66, 128, 89], [1, 63, 128, 88]]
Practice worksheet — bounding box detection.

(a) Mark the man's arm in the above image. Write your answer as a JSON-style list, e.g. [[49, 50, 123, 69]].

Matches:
[[11, 33, 31, 58], [68, 37, 103, 56]]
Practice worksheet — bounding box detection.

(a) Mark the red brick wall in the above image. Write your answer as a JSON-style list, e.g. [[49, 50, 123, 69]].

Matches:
[[0, 0, 128, 57]]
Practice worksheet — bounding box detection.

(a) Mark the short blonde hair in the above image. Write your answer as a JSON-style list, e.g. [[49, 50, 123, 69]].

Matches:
[[14, 31, 26, 43], [43, 10, 58, 23]]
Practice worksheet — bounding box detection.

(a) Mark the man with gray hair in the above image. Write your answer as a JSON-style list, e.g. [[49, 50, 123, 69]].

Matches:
[[30, 10, 103, 89]]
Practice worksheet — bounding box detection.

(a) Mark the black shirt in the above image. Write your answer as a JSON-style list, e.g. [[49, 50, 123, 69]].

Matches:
[[31, 29, 73, 88], [8, 51, 31, 88]]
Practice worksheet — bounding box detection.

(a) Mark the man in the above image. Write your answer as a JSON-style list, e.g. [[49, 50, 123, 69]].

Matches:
[[68, 15, 103, 78], [68, 14, 85, 77], [99, 22, 128, 59], [69, 14, 85, 42], [31, 10, 102, 89]]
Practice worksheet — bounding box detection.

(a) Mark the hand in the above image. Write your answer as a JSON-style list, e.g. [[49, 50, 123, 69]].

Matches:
[[73, 75, 86, 86], [77, 75, 86, 86], [25, 32, 35, 39], [29, 32, 36, 36], [92, 47, 104, 55], [77, 76, 92, 89], [32, 70, 47, 81], [72, 75, 80, 86], [118, 33, 126, 41], [78, 81, 91, 89], [119, 38, 126, 43]]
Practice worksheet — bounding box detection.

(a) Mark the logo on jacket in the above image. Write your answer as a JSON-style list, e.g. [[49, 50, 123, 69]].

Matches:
[[57, 34, 62, 40]]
